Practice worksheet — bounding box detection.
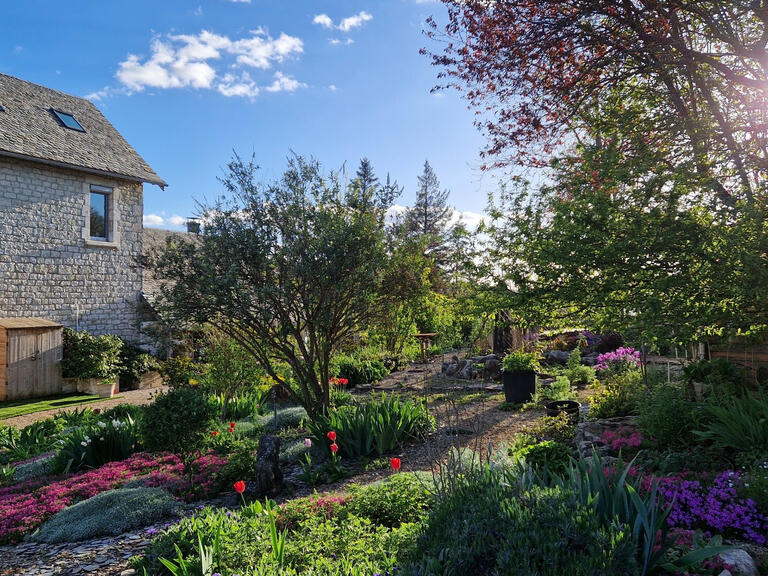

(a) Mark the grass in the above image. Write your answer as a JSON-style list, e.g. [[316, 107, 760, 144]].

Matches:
[[0, 393, 119, 420]]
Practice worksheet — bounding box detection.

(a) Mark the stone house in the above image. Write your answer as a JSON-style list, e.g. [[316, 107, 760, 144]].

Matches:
[[0, 73, 166, 343]]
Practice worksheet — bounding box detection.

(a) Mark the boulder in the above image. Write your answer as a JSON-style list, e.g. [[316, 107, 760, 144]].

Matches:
[[719, 549, 758, 576], [581, 352, 599, 366], [250, 434, 283, 496], [456, 359, 473, 380], [546, 350, 571, 364], [442, 356, 460, 377]]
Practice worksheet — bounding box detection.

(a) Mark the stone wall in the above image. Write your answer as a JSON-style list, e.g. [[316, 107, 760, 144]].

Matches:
[[0, 156, 144, 342]]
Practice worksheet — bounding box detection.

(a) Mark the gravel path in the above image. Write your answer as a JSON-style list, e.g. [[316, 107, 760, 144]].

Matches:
[[1, 387, 167, 428]]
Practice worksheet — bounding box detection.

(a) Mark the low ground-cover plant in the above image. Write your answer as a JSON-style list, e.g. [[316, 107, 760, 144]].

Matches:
[[346, 473, 432, 528], [32, 487, 181, 543], [529, 412, 576, 443], [308, 394, 434, 458], [508, 433, 572, 474], [648, 469, 768, 545], [0, 452, 224, 543], [134, 485, 423, 576], [257, 405, 308, 431]]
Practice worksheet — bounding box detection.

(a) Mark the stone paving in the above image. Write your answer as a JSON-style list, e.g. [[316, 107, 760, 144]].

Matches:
[[0, 525, 157, 576]]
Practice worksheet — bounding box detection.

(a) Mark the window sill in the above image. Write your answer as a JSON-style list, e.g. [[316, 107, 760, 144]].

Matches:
[[84, 239, 119, 249]]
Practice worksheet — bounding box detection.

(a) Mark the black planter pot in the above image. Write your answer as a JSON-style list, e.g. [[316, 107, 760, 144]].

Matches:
[[544, 400, 581, 422], [502, 370, 536, 404]]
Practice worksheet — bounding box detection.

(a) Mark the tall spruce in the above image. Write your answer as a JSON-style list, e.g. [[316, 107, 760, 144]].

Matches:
[[406, 160, 452, 248]]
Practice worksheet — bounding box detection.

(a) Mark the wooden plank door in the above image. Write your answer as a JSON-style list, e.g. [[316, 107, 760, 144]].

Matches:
[[7, 329, 39, 400]]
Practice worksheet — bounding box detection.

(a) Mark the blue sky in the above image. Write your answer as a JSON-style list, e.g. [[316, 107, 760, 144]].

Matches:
[[1, 0, 489, 230]]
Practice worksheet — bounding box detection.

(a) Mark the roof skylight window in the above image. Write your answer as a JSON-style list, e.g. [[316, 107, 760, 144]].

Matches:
[[51, 109, 85, 132]]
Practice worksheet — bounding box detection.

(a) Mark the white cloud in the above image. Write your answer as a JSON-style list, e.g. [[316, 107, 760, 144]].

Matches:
[[329, 84, 337, 91], [338, 11, 373, 32], [329, 38, 354, 46], [217, 72, 260, 99], [143, 214, 165, 227], [228, 0, 251, 3], [313, 14, 333, 29], [193, 5, 203, 16], [143, 214, 187, 229], [385, 205, 484, 230], [114, 29, 304, 98], [313, 11, 372, 33], [265, 72, 305, 93]]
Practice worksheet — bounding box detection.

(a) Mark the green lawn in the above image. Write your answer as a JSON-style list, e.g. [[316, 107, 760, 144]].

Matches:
[[0, 393, 121, 420]]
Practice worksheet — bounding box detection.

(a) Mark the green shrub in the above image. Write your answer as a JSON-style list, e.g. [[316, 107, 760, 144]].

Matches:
[[405, 474, 636, 575], [279, 439, 310, 465], [134, 501, 419, 576], [158, 356, 207, 389], [533, 375, 576, 405], [32, 487, 180, 543], [566, 349, 597, 386], [587, 371, 642, 420], [61, 328, 123, 381], [693, 391, 768, 464], [683, 358, 751, 397], [212, 388, 270, 420], [141, 387, 217, 455], [100, 403, 145, 423], [508, 433, 572, 474], [502, 349, 540, 372], [636, 384, 700, 448], [51, 415, 139, 473], [307, 394, 435, 458], [0, 420, 58, 462], [332, 350, 390, 387], [119, 343, 160, 388], [530, 412, 577, 443], [346, 473, 432, 528]]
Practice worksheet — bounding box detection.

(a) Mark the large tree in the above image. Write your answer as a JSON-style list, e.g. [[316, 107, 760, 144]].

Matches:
[[405, 160, 453, 248], [147, 155, 393, 417], [425, 0, 768, 206]]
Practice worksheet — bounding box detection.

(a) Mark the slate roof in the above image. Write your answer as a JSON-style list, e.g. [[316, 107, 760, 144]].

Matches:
[[0, 73, 166, 187]]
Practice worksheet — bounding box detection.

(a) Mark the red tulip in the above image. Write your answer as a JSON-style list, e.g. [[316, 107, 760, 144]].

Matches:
[[211, 430, 218, 437], [327, 431, 337, 441], [330, 443, 339, 453], [390, 457, 401, 471], [230, 422, 236, 428], [234, 480, 246, 494]]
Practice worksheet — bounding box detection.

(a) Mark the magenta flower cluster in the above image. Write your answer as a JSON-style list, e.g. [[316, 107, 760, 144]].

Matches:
[[643, 471, 768, 545], [601, 426, 644, 451], [0, 452, 227, 544], [595, 347, 641, 372]]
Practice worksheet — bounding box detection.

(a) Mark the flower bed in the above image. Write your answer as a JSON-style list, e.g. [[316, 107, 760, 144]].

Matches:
[[642, 470, 768, 545], [0, 452, 226, 544]]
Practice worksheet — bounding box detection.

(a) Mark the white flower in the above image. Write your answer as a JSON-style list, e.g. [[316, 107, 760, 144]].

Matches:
[[80, 441, 87, 447], [97, 421, 107, 429]]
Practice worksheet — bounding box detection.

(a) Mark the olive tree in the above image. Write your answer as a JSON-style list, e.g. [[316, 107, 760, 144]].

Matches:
[[147, 155, 391, 418]]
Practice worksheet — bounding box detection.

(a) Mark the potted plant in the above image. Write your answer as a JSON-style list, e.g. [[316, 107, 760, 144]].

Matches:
[[502, 349, 540, 404], [61, 329, 123, 398]]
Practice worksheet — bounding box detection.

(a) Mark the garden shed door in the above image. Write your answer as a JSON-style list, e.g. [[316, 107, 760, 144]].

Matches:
[[0, 318, 63, 401]]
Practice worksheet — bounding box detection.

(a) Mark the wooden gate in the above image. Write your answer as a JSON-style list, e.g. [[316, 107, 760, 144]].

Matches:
[[0, 318, 63, 401]]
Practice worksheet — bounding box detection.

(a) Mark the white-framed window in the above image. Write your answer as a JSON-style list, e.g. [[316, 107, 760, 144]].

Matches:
[[82, 181, 120, 247]]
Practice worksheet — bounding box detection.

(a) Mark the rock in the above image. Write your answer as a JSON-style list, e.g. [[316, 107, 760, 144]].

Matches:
[[582, 353, 599, 366], [456, 359, 473, 380], [719, 549, 758, 576], [120, 570, 137, 576], [546, 350, 571, 364], [442, 356, 460, 377], [483, 357, 502, 380], [250, 434, 283, 496], [718, 571, 733, 576]]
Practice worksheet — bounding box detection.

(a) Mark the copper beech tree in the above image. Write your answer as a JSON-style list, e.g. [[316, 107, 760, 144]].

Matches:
[[425, 0, 768, 205]]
